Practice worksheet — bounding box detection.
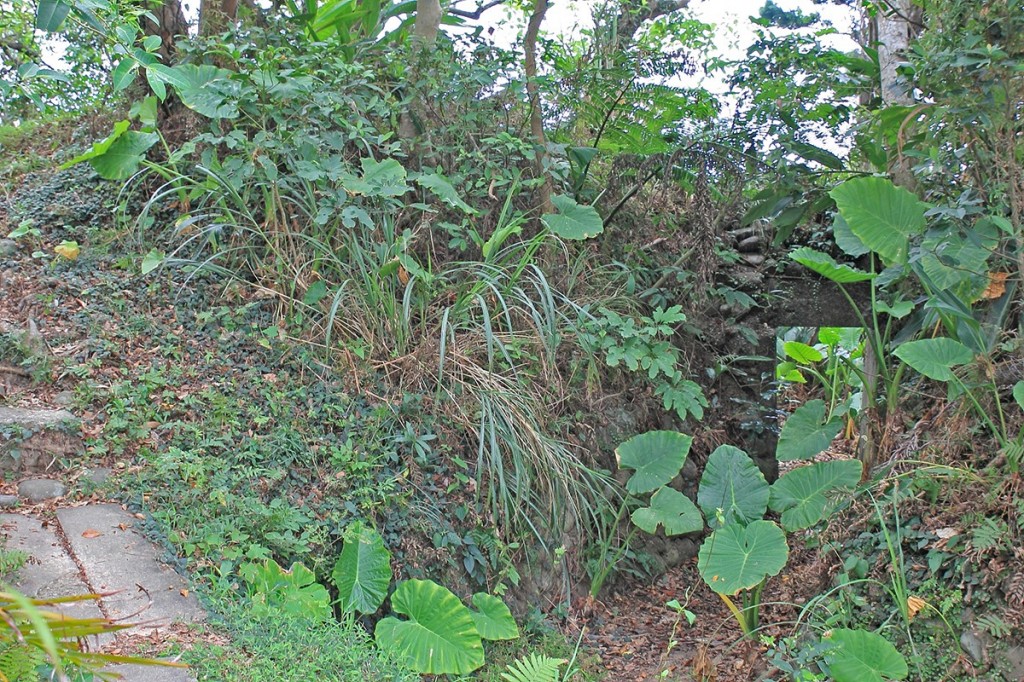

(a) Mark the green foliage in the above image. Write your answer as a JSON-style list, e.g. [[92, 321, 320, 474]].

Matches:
[[579, 306, 707, 422], [375, 579, 486, 675], [239, 559, 332, 622], [776, 400, 844, 462], [331, 521, 392, 615], [697, 520, 788, 595], [501, 653, 566, 682], [769, 460, 862, 531], [829, 178, 926, 266], [697, 445, 769, 528], [615, 430, 693, 495], [541, 195, 604, 240], [822, 628, 908, 682]]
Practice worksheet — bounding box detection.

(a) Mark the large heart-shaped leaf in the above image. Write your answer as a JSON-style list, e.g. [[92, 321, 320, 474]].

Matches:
[[830, 177, 926, 266], [331, 522, 391, 615], [893, 338, 974, 382], [375, 579, 484, 675], [697, 445, 769, 528], [469, 593, 518, 641], [151, 64, 240, 119], [783, 341, 824, 364], [616, 431, 693, 495], [790, 247, 875, 283], [697, 520, 788, 595], [777, 400, 844, 462], [919, 225, 996, 298], [631, 486, 704, 536], [542, 194, 604, 240], [769, 460, 862, 531], [823, 628, 909, 682]]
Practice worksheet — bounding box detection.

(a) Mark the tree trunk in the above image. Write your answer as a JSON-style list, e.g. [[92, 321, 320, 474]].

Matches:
[[199, 0, 239, 37], [524, 0, 554, 215], [141, 0, 189, 64], [398, 0, 443, 144]]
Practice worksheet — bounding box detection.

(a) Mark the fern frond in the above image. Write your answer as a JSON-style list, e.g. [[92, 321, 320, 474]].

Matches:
[[501, 653, 566, 682]]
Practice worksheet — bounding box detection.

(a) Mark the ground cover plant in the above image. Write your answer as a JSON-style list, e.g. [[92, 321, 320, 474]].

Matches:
[[2, 0, 1024, 679]]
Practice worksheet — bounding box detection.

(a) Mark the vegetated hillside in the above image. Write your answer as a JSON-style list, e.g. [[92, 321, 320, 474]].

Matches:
[[2, 0, 1024, 679]]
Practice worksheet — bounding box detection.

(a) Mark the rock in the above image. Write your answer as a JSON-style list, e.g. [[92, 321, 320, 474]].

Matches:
[[960, 628, 987, 663], [741, 253, 765, 266], [0, 407, 83, 473], [0, 495, 19, 508], [998, 645, 1024, 681], [737, 235, 762, 252], [17, 478, 66, 502], [0, 240, 16, 257], [53, 390, 75, 406], [84, 467, 112, 485]]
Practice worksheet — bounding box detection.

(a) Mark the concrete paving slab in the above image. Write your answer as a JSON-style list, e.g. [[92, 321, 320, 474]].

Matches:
[[0, 513, 110, 646], [104, 662, 196, 682], [56, 505, 205, 634]]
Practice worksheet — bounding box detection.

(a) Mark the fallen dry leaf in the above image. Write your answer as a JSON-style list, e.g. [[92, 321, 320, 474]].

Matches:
[[82, 529, 102, 538]]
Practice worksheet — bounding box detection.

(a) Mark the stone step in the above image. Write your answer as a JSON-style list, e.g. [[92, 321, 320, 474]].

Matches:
[[56, 505, 205, 633], [0, 407, 82, 473]]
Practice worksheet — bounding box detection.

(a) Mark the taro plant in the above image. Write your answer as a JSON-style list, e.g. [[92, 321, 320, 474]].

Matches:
[[242, 520, 520, 676], [599, 425, 862, 636], [777, 327, 866, 434]]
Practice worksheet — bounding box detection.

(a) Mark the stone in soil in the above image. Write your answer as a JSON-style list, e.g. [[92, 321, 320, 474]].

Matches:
[[17, 477, 66, 502], [0, 239, 17, 257], [56, 504, 205, 632], [0, 494, 18, 508], [103, 663, 196, 682], [0, 407, 83, 473]]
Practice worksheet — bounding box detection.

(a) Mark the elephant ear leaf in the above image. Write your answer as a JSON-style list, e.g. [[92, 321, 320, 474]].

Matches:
[[375, 579, 484, 675], [697, 520, 788, 596], [331, 522, 391, 615], [697, 445, 769, 528], [469, 593, 518, 641], [616, 431, 693, 494], [823, 629, 909, 682], [769, 460, 862, 531]]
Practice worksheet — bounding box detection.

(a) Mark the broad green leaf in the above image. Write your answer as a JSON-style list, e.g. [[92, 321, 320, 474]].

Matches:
[[331, 522, 391, 615], [769, 460, 862, 531], [788, 140, 845, 170], [784, 341, 823, 364], [790, 247, 874, 283], [153, 64, 239, 118], [88, 131, 160, 180], [303, 280, 328, 306], [833, 214, 870, 257], [876, 299, 914, 319], [631, 486, 704, 536], [347, 158, 409, 197], [697, 520, 788, 595], [62, 119, 131, 168], [893, 338, 974, 382], [469, 593, 518, 641], [615, 431, 693, 495], [918, 224, 997, 300], [697, 445, 769, 528], [415, 173, 477, 214], [542, 194, 604, 240], [824, 629, 909, 682], [1014, 381, 1024, 410], [35, 0, 71, 31], [375, 579, 484, 675], [141, 248, 164, 275], [830, 177, 926, 265], [239, 559, 331, 622], [777, 400, 843, 461], [111, 59, 138, 93]]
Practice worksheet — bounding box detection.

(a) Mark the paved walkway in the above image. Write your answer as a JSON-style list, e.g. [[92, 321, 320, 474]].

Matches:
[[3, 503, 204, 681]]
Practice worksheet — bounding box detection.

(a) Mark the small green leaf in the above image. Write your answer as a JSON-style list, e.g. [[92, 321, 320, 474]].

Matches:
[[876, 299, 914, 319], [631, 486, 704, 536], [784, 341, 824, 364], [893, 338, 974, 382], [1013, 381, 1024, 410], [348, 158, 409, 197], [542, 195, 604, 240], [141, 249, 164, 275], [111, 59, 138, 93], [777, 400, 843, 461], [415, 173, 477, 214], [470, 593, 518, 641], [616, 431, 693, 495], [303, 281, 328, 306], [35, 0, 71, 31], [88, 131, 159, 180]]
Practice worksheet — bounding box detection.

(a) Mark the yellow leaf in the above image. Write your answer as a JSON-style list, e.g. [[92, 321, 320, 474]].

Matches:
[[907, 595, 927, 620], [55, 240, 80, 260]]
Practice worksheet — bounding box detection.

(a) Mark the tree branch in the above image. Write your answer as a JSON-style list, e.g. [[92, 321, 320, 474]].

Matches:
[[448, 0, 508, 20]]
